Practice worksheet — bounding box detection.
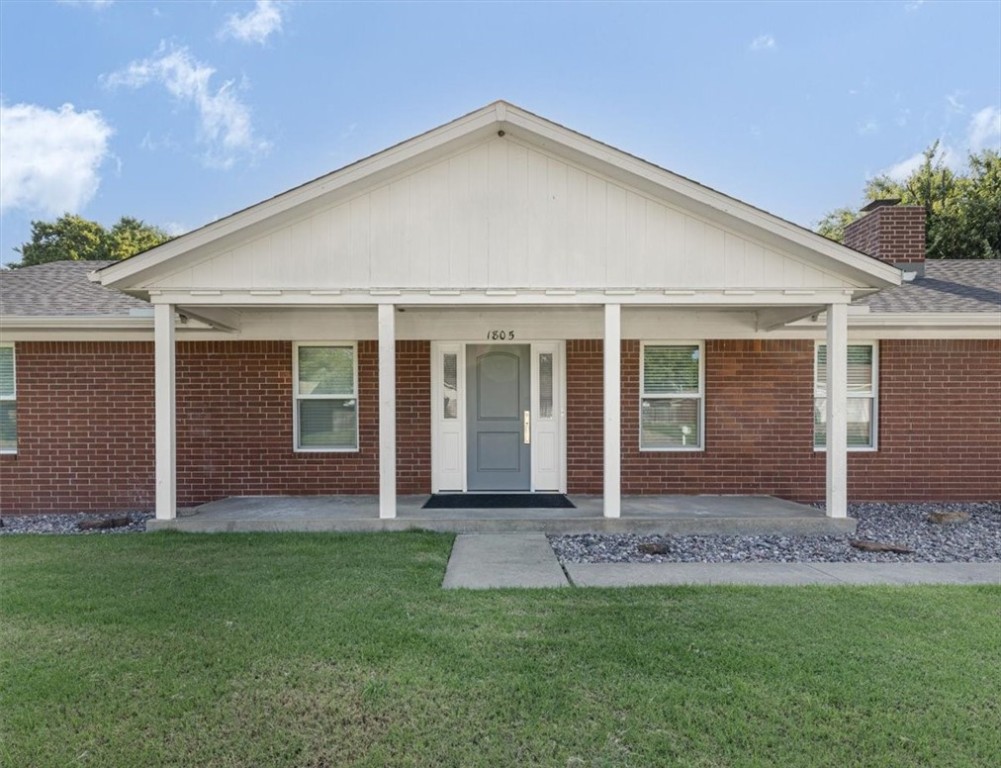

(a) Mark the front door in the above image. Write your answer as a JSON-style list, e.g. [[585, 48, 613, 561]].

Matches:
[[466, 344, 531, 491]]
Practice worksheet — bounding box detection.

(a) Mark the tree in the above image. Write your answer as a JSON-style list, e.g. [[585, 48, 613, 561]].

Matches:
[[11, 214, 170, 268], [817, 145, 1001, 259]]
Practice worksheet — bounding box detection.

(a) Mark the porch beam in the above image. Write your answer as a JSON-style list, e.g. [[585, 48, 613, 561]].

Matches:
[[378, 304, 397, 519], [154, 303, 176, 520], [825, 302, 849, 518], [603, 303, 621, 518]]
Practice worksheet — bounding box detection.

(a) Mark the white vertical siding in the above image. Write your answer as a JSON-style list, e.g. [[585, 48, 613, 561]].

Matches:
[[153, 136, 856, 292]]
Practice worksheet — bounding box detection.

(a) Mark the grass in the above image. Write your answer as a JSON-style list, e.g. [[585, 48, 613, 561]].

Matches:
[[2, 532, 999, 767]]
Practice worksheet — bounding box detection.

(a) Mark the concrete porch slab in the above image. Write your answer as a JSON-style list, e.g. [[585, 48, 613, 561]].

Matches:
[[146, 494, 856, 536]]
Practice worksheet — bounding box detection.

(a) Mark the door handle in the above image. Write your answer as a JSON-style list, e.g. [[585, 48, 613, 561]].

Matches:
[[523, 410, 531, 444]]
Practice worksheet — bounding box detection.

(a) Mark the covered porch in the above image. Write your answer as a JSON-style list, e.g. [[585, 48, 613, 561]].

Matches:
[[146, 494, 856, 535]]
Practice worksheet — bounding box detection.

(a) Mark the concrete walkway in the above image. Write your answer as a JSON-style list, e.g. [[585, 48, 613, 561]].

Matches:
[[443, 534, 1001, 589]]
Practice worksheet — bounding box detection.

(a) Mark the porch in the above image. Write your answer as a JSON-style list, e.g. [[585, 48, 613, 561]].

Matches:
[[145, 494, 855, 535]]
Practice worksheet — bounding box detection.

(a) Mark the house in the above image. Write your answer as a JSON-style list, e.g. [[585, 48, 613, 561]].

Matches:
[[1, 102, 999, 522]]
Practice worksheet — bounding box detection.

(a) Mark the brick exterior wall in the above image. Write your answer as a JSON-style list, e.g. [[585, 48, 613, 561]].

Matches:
[[843, 205, 927, 265], [2, 337, 997, 514], [1, 340, 431, 514], [565, 338, 1001, 502]]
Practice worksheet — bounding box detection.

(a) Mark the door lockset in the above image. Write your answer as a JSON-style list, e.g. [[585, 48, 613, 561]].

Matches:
[[523, 410, 531, 444]]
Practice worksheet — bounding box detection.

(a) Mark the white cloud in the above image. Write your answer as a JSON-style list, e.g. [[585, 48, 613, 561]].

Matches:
[[945, 90, 965, 114], [57, 0, 114, 8], [905, 0, 926, 11], [968, 106, 1001, 153], [103, 45, 270, 169], [857, 118, 879, 136], [749, 34, 776, 52], [220, 0, 287, 45], [0, 101, 113, 216]]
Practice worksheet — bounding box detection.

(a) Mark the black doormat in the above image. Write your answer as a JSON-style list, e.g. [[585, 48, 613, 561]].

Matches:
[[422, 493, 575, 510]]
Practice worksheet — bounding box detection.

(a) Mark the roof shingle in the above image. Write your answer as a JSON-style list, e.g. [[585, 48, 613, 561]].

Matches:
[[855, 260, 1001, 314], [0, 261, 149, 317]]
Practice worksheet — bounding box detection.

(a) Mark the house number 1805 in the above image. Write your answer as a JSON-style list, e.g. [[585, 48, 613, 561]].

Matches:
[[486, 330, 515, 340]]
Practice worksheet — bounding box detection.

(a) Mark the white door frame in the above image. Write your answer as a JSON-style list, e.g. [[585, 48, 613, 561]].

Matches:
[[431, 339, 566, 493]]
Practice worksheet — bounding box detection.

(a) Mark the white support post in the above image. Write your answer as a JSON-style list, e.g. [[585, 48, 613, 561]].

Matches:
[[826, 302, 848, 518], [378, 304, 397, 519], [603, 303, 621, 518], [154, 303, 176, 520]]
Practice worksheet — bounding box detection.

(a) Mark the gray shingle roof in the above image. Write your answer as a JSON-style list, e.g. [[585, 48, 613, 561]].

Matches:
[[856, 260, 1001, 314], [0, 261, 149, 317], [2, 258, 999, 320]]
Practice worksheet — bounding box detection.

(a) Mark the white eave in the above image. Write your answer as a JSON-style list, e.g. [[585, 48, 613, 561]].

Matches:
[[94, 101, 901, 294]]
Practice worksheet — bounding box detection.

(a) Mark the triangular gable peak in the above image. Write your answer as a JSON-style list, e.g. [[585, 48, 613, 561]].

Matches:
[[98, 101, 900, 297]]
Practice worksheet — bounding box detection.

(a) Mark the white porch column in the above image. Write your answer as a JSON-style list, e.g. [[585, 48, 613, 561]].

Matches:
[[154, 303, 176, 520], [378, 304, 397, 519], [603, 303, 621, 518], [825, 302, 849, 518]]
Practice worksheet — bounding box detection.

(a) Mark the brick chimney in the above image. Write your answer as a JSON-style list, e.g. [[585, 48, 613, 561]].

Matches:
[[843, 199, 926, 276]]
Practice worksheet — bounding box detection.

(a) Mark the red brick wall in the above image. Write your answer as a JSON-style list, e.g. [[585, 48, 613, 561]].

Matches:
[[2, 337, 997, 514], [0, 342, 156, 514], [1, 340, 431, 514], [843, 205, 926, 265], [565, 338, 1001, 502]]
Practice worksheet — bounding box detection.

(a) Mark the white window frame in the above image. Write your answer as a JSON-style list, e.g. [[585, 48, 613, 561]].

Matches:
[[292, 342, 359, 453], [639, 341, 705, 452], [0, 343, 15, 455], [814, 340, 878, 452]]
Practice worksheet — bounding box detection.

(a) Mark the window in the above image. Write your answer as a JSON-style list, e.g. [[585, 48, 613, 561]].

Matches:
[[814, 342, 877, 450], [640, 343, 703, 450], [294, 344, 358, 451], [0, 345, 14, 454]]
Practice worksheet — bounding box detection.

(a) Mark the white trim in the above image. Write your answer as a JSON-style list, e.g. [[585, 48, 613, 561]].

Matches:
[[378, 305, 396, 519], [530, 341, 564, 492], [825, 302, 849, 519], [292, 342, 360, 453], [639, 341, 706, 452], [813, 340, 879, 452], [154, 304, 176, 520], [430, 342, 466, 492], [604, 304, 621, 518], [0, 343, 16, 455]]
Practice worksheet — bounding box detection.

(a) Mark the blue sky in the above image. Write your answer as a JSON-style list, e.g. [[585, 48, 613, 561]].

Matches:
[[1, 0, 999, 268]]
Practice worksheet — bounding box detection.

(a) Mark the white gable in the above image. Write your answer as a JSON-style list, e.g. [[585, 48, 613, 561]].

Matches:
[[148, 136, 855, 293], [99, 101, 899, 298]]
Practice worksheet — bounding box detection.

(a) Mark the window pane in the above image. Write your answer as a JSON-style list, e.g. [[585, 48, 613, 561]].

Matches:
[[641, 398, 700, 449], [847, 398, 873, 447], [539, 353, 553, 419], [298, 347, 354, 396], [0, 402, 15, 452], [0, 347, 13, 397], [644, 345, 699, 395], [816, 344, 874, 395], [814, 398, 873, 448], [443, 353, 458, 419], [847, 345, 874, 393], [299, 399, 357, 449]]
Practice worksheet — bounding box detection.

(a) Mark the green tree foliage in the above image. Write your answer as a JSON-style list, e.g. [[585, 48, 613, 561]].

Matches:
[[817, 145, 1001, 259], [12, 214, 170, 268]]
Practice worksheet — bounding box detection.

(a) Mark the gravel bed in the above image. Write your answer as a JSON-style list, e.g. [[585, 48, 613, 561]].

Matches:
[[551, 503, 1001, 564], [0, 511, 154, 535]]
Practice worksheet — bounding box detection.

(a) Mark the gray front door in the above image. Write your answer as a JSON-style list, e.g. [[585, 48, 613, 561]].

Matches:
[[466, 344, 531, 491]]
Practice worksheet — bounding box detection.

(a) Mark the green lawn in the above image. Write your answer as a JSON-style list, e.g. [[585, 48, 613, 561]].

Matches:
[[2, 532, 999, 768]]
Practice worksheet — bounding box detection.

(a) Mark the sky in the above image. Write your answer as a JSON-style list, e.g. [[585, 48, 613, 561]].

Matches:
[[1, 0, 999, 268]]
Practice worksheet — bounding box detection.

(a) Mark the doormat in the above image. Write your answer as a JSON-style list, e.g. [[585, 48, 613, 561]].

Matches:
[[422, 493, 575, 509]]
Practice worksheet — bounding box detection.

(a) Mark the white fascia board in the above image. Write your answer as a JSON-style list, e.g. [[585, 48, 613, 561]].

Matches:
[[791, 311, 1001, 331], [142, 287, 858, 307], [97, 102, 509, 290], [500, 107, 901, 289], [0, 314, 222, 333]]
